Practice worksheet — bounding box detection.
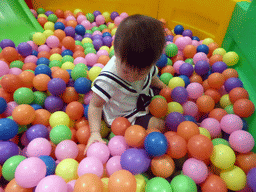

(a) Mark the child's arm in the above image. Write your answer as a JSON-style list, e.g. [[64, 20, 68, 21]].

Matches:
[[151, 75, 167, 89]]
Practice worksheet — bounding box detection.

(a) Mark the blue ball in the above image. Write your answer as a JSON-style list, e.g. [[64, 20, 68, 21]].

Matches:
[[242, 118, 248, 131], [54, 22, 65, 30], [35, 64, 51, 77], [144, 132, 167, 157], [36, 57, 49, 66], [179, 75, 190, 87], [75, 25, 86, 36], [83, 104, 89, 119], [31, 104, 43, 110], [156, 54, 168, 68], [192, 36, 200, 41], [32, 50, 38, 56], [184, 115, 197, 123], [39, 156, 56, 176], [61, 49, 73, 57], [0, 118, 19, 141], [102, 32, 112, 38], [0, 97, 7, 114], [197, 44, 209, 54], [174, 25, 184, 35], [74, 77, 92, 94]]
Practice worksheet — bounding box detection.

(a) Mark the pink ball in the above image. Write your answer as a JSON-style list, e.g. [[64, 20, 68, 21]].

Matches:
[[27, 41, 38, 51], [85, 53, 98, 67], [55, 140, 79, 161], [24, 55, 38, 64], [91, 22, 97, 28], [74, 57, 87, 65], [182, 101, 198, 117], [81, 20, 91, 30], [66, 15, 76, 21], [93, 63, 105, 69], [38, 45, 50, 52], [173, 60, 185, 74], [77, 15, 87, 24], [182, 158, 208, 184], [9, 67, 22, 75], [184, 36, 192, 45], [106, 156, 122, 176], [83, 91, 93, 105], [27, 138, 52, 157], [191, 40, 200, 47], [229, 130, 255, 153], [46, 35, 60, 48], [108, 136, 129, 156], [200, 118, 221, 138], [186, 82, 204, 99], [0, 60, 10, 77], [67, 180, 76, 192], [114, 16, 123, 26], [177, 50, 184, 57], [193, 52, 208, 64], [15, 157, 47, 188], [87, 142, 110, 164], [30, 9, 37, 17], [21, 133, 30, 147], [77, 156, 103, 177], [96, 15, 105, 26], [3, 101, 18, 117], [97, 49, 109, 57], [35, 175, 67, 192], [120, 12, 129, 19], [92, 31, 102, 36], [220, 114, 243, 134], [175, 37, 188, 50], [62, 46, 66, 51]]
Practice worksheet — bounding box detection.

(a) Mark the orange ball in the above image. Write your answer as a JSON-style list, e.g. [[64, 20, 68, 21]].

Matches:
[[55, 9, 64, 18], [149, 97, 168, 118], [76, 144, 86, 162], [38, 51, 50, 59], [12, 104, 36, 125], [183, 45, 197, 58], [111, 117, 131, 136], [151, 154, 175, 178], [208, 108, 228, 122], [161, 65, 175, 76], [74, 173, 103, 192], [201, 174, 227, 192], [76, 125, 90, 144], [233, 98, 255, 118], [61, 87, 79, 103], [70, 128, 78, 142], [171, 55, 184, 63], [208, 42, 219, 56], [54, 29, 66, 42], [124, 125, 147, 148], [187, 134, 213, 160], [75, 117, 89, 130], [177, 121, 200, 141], [0, 88, 12, 102], [32, 109, 51, 126], [62, 36, 75, 51], [56, 18, 67, 26], [5, 179, 33, 192], [52, 68, 70, 83], [109, 170, 137, 192], [66, 101, 84, 120], [165, 134, 187, 159], [37, 17, 48, 27], [1, 74, 23, 93], [222, 68, 239, 80], [97, 55, 110, 66], [189, 74, 203, 84], [235, 152, 256, 174], [208, 73, 225, 89], [202, 79, 210, 91], [159, 87, 173, 103], [67, 20, 77, 28], [209, 54, 223, 66], [73, 51, 85, 59], [22, 62, 37, 71], [33, 74, 51, 91], [1, 47, 19, 63], [50, 47, 62, 55], [64, 10, 74, 18], [18, 71, 35, 88], [173, 35, 183, 43], [205, 88, 221, 103], [196, 95, 215, 113], [74, 45, 84, 52], [102, 29, 111, 33], [51, 66, 60, 74], [229, 87, 249, 104]]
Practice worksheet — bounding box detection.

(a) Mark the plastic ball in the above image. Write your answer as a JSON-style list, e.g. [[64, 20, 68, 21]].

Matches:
[[167, 101, 184, 114], [55, 140, 78, 161], [175, 37, 189, 50], [223, 51, 239, 66], [182, 101, 198, 117], [194, 60, 210, 75], [74, 77, 91, 94], [108, 136, 129, 156], [201, 174, 227, 192], [17, 42, 32, 57], [26, 124, 48, 142], [38, 155, 56, 176], [144, 132, 167, 157], [170, 174, 197, 192], [156, 54, 167, 68], [165, 112, 185, 131], [247, 168, 256, 191], [233, 99, 255, 118], [44, 96, 64, 113], [106, 156, 122, 176], [211, 61, 227, 73], [0, 141, 19, 165], [224, 77, 243, 93], [50, 125, 72, 145], [182, 29, 193, 38], [149, 97, 168, 118], [87, 142, 110, 164], [201, 118, 221, 138], [193, 52, 208, 64], [174, 25, 184, 35], [168, 77, 185, 89], [229, 130, 254, 153], [27, 137, 51, 157], [74, 173, 103, 192], [220, 114, 243, 134], [196, 95, 215, 113], [0, 39, 15, 49], [165, 43, 178, 57], [186, 82, 204, 99], [54, 22, 65, 30], [177, 121, 199, 141], [179, 63, 194, 77], [55, 158, 79, 182], [77, 156, 103, 177], [151, 154, 175, 178], [13, 87, 34, 105], [32, 32, 46, 45], [12, 104, 36, 125], [0, 118, 18, 141], [197, 44, 209, 54], [35, 175, 68, 192]]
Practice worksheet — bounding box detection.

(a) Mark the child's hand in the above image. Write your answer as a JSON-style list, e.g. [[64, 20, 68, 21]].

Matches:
[[84, 132, 106, 155]]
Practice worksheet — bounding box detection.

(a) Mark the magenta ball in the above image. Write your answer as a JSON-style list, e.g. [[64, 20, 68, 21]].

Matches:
[[85, 53, 98, 67], [92, 31, 102, 36], [106, 156, 122, 176], [81, 20, 91, 30], [35, 175, 68, 192], [9, 67, 22, 75], [0, 60, 10, 77], [97, 49, 109, 57], [27, 138, 52, 157], [77, 156, 103, 177], [24, 55, 38, 64], [55, 140, 79, 161], [191, 40, 200, 47], [220, 114, 243, 134], [114, 16, 123, 26], [229, 130, 255, 153], [182, 158, 208, 184], [175, 37, 188, 50], [93, 63, 105, 68], [182, 101, 198, 117], [27, 41, 38, 51], [108, 136, 129, 156], [74, 57, 87, 65], [173, 60, 185, 74], [184, 36, 192, 45], [96, 15, 105, 25], [67, 180, 76, 192], [120, 12, 129, 19], [186, 82, 204, 99], [91, 22, 97, 28], [193, 52, 208, 64], [77, 15, 87, 24], [38, 45, 50, 52], [200, 118, 221, 138], [86, 142, 110, 164], [66, 15, 76, 21], [46, 35, 60, 48]]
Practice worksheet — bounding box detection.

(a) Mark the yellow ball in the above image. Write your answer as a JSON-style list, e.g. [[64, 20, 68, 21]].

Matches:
[[100, 120, 110, 138], [172, 29, 175, 35], [32, 32, 46, 45], [44, 21, 55, 31], [220, 94, 232, 109], [223, 51, 239, 66], [168, 102, 184, 114], [102, 12, 111, 23], [82, 37, 92, 44], [202, 38, 214, 45], [55, 158, 79, 182], [168, 77, 185, 89], [43, 29, 54, 38], [62, 61, 75, 70], [49, 111, 70, 128], [111, 28, 117, 36], [199, 127, 211, 139], [88, 66, 102, 82], [210, 144, 236, 170], [74, 9, 83, 15], [212, 48, 226, 56], [100, 46, 110, 52], [135, 174, 146, 192], [220, 166, 246, 191], [108, 23, 115, 30], [50, 53, 62, 62], [101, 177, 109, 192], [38, 14, 47, 19]]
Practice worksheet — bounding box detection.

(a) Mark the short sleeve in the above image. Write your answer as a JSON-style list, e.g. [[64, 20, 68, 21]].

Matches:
[[91, 79, 116, 102]]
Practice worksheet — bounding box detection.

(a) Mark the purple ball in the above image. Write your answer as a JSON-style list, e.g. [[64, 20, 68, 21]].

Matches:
[[0, 39, 16, 49], [182, 29, 193, 38], [74, 35, 83, 41], [45, 11, 54, 17], [247, 168, 256, 191], [165, 112, 185, 131], [194, 60, 210, 75], [17, 42, 33, 57], [171, 87, 188, 104], [47, 78, 66, 96], [93, 10, 102, 18], [110, 12, 119, 21], [91, 34, 102, 41], [179, 63, 194, 77], [224, 77, 243, 93], [26, 124, 49, 142], [0, 141, 19, 164], [64, 26, 76, 38], [93, 39, 103, 51], [212, 61, 227, 73], [84, 33, 92, 39], [138, 149, 151, 172], [166, 35, 174, 42], [44, 96, 64, 113], [103, 36, 113, 47]]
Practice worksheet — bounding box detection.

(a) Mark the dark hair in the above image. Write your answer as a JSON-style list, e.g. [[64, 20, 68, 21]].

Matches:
[[114, 14, 166, 70]]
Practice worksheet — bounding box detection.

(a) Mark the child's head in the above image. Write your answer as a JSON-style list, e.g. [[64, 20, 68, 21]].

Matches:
[[114, 14, 166, 81]]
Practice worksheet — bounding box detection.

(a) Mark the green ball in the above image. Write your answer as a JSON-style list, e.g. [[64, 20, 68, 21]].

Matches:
[[49, 60, 62, 68], [212, 138, 230, 147], [185, 58, 194, 65], [85, 30, 93, 34], [109, 49, 115, 58], [71, 67, 88, 81], [10, 61, 24, 69], [37, 8, 45, 14], [170, 175, 197, 192], [13, 87, 35, 105], [62, 55, 74, 63], [75, 41, 83, 46], [75, 63, 88, 70], [145, 177, 172, 192], [225, 105, 234, 114], [152, 95, 166, 101], [167, 58, 173, 66], [99, 24, 108, 31], [165, 43, 178, 57], [91, 26, 100, 33], [25, 69, 35, 74], [109, 132, 115, 140], [86, 13, 95, 23], [33, 91, 47, 106], [160, 73, 173, 85], [2, 155, 26, 181], [48, 14, 58, 23], [84, 47, 96, 55], [50, 125, 72, 145], [83, 43, 94, 50]]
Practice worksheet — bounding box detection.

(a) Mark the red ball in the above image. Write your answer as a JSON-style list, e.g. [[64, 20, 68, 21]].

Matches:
[[111, 117, 131, 136], [149, 97, 168, 118], [233, 99, 255, 118]]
